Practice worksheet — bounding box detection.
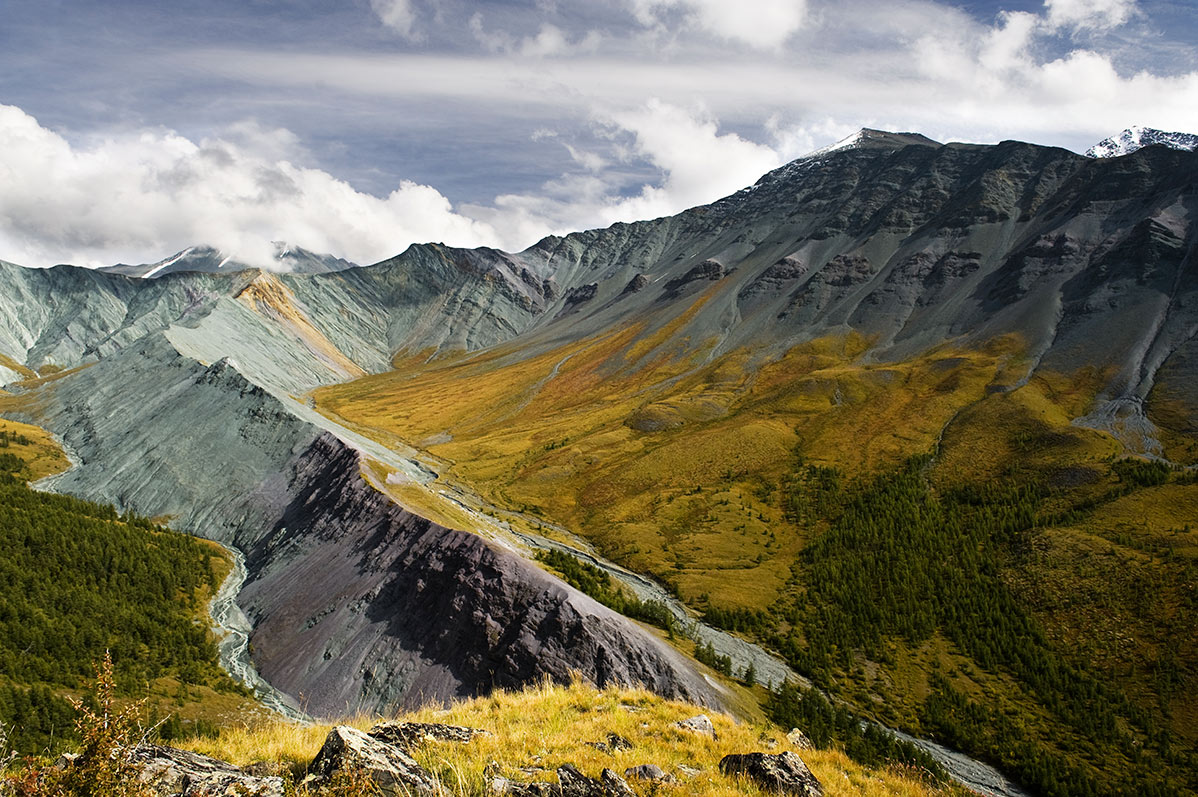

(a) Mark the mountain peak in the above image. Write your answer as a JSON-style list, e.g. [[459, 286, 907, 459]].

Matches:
[[806, 128, 942, 159], [97, 243, 357, 279], [1085, 126, 1198, 158]]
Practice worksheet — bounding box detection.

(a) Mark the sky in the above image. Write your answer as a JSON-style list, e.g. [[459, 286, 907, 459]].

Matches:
[[1, 0, 1196, 269]]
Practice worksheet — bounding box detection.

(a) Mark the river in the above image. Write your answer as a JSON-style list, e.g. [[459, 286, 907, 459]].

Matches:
[[208, 545, 311, 723]]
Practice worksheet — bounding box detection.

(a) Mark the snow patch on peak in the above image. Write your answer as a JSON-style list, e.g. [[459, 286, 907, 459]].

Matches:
[[141, 247, 196, 279], [1085, 127, 1198, 158], [803, 128, 942, 160]]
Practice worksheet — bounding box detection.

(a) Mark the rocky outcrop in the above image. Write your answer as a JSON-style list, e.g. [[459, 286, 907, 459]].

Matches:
[[623, 764, 673, 783], [620, 274, 648, 295], [659, 259, 731, 300], [241, 434, 724, 715], [307, 726, 435, 795], [368, 722, 489, 753], [674, 714, 716, 740], [719, 752, 824, 797], [134, 745, 285, 797], [494, 764, 635, 797]]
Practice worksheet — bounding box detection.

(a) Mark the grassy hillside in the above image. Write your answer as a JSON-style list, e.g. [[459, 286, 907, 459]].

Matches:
[[313, 330, 1198, 795], [180, 679, 960, 797], [0, 420, 261, 754]]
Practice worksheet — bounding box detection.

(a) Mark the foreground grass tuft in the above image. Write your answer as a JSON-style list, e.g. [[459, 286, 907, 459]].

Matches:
[[182, 680, 959, 796]]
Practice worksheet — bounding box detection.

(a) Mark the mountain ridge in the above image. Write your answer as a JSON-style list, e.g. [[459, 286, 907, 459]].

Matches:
[[1, 129, 1196, 794]]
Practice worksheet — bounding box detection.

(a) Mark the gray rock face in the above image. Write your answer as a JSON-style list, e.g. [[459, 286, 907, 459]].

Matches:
[[674, 714, 716, 740], [369, 721, 488, 753], [98, 243, 357, 279], [719, 752, 824, 797], [241, 435, 722, 715], [134, 745, 285, 797], [307, 726, 435, 796], [623, 764, 673, 783], [3, 131, 1197, 731], [498, 765, 633, 797]]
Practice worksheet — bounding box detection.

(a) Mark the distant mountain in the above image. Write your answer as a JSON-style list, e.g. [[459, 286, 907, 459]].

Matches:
[[1085, 126, 1198, 158], [806, 127, 942, 158], [2, 130, 1197, 794], [98, 243, 357, 278]]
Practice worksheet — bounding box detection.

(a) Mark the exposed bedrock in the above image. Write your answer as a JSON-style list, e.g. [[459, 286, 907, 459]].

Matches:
[[17, 337, 724, 718], [242, 434, 722, 715]]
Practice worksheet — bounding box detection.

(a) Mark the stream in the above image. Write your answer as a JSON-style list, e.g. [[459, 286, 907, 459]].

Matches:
[[208, 545, 310, 723], [432, 486, 1028, 797]]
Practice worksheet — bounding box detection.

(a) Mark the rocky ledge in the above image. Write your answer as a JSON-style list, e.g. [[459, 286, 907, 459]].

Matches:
[[123, 718, 824, 797]]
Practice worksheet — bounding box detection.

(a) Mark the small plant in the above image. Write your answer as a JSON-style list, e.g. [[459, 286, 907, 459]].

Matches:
[[1, 653, 152, 797]]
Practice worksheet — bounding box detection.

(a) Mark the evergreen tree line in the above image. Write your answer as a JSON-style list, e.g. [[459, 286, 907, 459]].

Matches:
[[0, 451, 232, 754], [748, 454, 1194, 795], [535, 549, 676, 634], [767, 681, 947, 782], [0, 430, 33, 448]]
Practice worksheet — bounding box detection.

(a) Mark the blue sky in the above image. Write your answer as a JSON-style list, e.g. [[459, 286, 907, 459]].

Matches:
[[1, 0, 1195, 268]]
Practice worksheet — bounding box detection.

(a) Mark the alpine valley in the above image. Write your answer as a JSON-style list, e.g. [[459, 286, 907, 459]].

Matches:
[[1, 128, 1196, 796]]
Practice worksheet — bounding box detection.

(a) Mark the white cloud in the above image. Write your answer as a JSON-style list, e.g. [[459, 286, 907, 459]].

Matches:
[[629, 0, 808, 50], [1044, 0, 1138, 31], [371, 0, 420, 39], [479, 100, 796, 242], [469, 15, 600, 57], [0, 105, 501, 268], [601, 100, 783, 218]]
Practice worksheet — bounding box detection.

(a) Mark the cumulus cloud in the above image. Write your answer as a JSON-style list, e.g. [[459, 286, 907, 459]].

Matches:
[[469, 15, 600, 57], [0, 105, 501, 268], [478, 100, 801, 243], [371, 0, 421, 39], [628, 0, 808, 50], [1044, 0, 1138, 31], [600, 100, 784, 219]]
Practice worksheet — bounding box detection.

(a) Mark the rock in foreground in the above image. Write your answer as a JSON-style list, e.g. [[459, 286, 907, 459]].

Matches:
[[134, 745, 285, 796], [306, 726, 435, 795], [719, 752, 824, 796]]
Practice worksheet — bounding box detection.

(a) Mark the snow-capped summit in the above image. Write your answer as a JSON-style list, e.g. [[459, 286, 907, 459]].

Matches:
[[806, 128, 941, 159], [98, 243, 357, 278], [1085, 127, 1198, 158]]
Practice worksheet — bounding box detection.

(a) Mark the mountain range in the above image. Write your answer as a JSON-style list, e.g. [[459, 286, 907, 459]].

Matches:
[[1, 127, 1195, 795]]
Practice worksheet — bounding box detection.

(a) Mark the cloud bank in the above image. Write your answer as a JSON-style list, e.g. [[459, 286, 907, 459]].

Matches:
[[3, 0, 1197, 269], [0, 105, 498, 268]]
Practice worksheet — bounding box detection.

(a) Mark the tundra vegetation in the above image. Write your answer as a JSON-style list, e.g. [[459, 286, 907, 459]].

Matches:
[[315, 332, 1198, 796]]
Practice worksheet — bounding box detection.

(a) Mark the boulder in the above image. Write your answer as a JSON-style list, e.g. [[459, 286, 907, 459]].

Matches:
[[600, 768, 636, 797], [369, 721, 488, 753], [674, 713, 716, 740], [585, 732, 634, 754], [133, 745, 285, 796], [719, 752, 823, 796], [624, 764, 674, 783], [558, 764, 634, 797], [786, 728, 813, 750], [306, 725, 435, 795], [493, 764, 634, 797]]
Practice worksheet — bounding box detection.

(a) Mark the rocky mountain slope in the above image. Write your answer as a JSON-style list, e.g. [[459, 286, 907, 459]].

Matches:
[[97, 243, 357, 278], [1, 128, 1196, 792], [1086, 126, 1198, 158]]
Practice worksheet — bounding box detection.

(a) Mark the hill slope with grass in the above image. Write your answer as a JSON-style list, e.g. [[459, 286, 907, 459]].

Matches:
[[0, 421, 260, 754], [0, 133, 1195, 793]]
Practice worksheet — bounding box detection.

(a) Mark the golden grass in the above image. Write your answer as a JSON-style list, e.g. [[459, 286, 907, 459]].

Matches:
[[182, 681, 955, 797], [0, 352, 36, 380], [236, 273, 365, 379], [314, 333, 1021, 607], [0, 418, 72, 480]]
